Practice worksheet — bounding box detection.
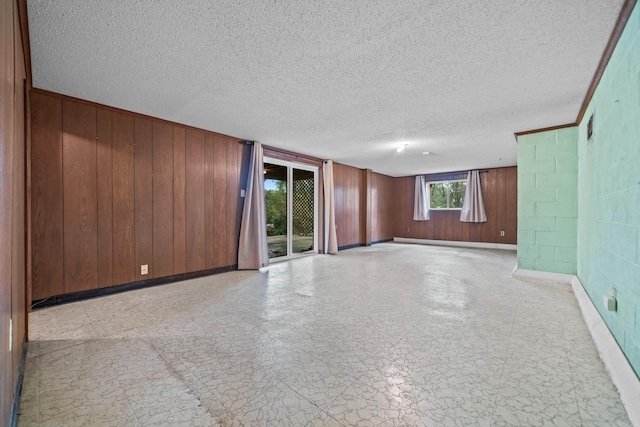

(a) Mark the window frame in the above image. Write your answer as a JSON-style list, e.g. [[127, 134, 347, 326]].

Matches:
[[428, 179, 467, 210]]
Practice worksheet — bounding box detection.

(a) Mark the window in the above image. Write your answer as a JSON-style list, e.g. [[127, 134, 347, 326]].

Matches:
[[430, 180, 466, 209]]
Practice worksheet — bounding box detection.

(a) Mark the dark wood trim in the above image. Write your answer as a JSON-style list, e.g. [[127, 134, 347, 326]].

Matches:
[[263, 144, 324, 167], [514, 122, 576, 137], [576, 0, 637, 124], [17, 0, 31, 86], [31, 264, 238, 310], [30, 88, 242, 142]]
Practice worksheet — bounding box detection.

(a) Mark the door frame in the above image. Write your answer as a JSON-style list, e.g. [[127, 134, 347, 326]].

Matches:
[[263, 156, 319, 261]]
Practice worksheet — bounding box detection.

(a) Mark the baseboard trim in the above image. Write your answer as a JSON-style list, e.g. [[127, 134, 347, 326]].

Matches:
[[31, 264, 238, 310], [512, 268, 575, 284], [570, 276, 640, 426], [372, 239, 393, 245], [393, 237, 517, 251], [512, 269, 640, 425], [338, 243, 363, 251], [9, 336, 27, 427]]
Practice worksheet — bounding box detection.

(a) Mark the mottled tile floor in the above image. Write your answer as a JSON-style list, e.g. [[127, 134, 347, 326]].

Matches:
[[19, 244, 632, 426]]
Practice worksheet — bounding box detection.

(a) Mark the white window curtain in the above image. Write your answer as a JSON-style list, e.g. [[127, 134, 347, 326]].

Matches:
[[238, 141, 269, 269], [323, 160, 338, 254], [413, 175, 430, 220], [460, 170, 487, 223]]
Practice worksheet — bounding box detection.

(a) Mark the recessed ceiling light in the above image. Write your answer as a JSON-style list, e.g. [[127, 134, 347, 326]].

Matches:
[[397, 144, 408, 153], [422, 151, 431, 155]]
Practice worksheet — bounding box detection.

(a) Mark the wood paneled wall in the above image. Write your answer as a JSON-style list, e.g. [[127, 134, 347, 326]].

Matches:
[[30, 90, 248, 301], [333, 163, 394, 248], [1, 0, 28, 423], [371, 172, 394, 243], [333, 163, 362, 248], [393, 167, 517, 244]]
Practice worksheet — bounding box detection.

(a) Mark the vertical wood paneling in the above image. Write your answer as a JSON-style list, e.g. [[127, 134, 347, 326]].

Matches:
[[11, 4, 26, 383], [185, 129, 205, 271], [2, 2, 28, 421], [31, 91, 253, 301], [482, 170, 498, 242], [360, 169, 371, 245], [212, 136, 227, 268], [30, 92, 64, 299], [370, 172, 394, 242], [393, 178, 405, 237], [173, 126, 186, 274], [0, 0, 12, 415], [496, 168, 506, 242], [152, 121, 174, 277], [236, 142, 245, 257], [62, 100, 98, 293], [96, 108, 113, 288], [333, 162, 362, 248], [392, 167, 517, 245], [134, 117, 153, 280], [112, 112, 136, 285], [226, 138, 239, 266], [204, 134, 215, 269]]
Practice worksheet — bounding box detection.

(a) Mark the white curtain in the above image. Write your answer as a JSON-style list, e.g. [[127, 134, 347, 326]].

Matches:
[[460, 170, 487, 222], [413, 175, 430, 220], [323, 160, 338, 254], [238, 141, 269, 269]]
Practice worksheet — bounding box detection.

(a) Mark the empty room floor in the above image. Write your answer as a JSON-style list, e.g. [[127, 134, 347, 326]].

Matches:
[[19, 244, 631, 426]]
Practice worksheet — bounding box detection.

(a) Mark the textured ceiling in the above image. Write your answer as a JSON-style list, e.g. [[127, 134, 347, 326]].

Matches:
[[28, 0, 624, 176]]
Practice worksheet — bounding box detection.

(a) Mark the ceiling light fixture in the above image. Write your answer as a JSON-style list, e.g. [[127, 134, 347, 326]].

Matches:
[[422, 151, 431, 155], [397, 144, 408, 153]]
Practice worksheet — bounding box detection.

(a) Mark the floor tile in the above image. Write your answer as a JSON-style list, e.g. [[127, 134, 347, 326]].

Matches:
[[19, 244, 633, 426]]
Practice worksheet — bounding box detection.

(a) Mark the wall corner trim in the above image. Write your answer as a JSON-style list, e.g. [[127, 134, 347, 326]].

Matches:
[[512, 269, 640, 425], [570, 276, 640, 426]]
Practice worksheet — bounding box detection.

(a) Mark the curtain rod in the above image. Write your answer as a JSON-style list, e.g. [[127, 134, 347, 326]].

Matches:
[[261, 144, 324, 163]]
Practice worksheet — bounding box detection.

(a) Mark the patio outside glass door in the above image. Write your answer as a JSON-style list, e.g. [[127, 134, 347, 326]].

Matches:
[[263, 158, 318, 260]]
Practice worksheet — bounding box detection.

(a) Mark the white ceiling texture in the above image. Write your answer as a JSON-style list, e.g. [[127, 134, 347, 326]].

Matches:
[[27, 0, 624, 176]]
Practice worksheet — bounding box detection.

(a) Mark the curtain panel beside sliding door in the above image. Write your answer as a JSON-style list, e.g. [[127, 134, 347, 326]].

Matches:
[[238, 141, 269, 269]]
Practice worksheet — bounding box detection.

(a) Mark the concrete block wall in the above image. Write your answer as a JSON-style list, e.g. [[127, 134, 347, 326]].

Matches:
[[517, 127, 578, 274], [577, 2, 640, 377]]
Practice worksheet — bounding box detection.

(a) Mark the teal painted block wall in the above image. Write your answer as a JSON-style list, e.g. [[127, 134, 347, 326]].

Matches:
[[517, 127, 578, 274], [577, 2, 640, 377]]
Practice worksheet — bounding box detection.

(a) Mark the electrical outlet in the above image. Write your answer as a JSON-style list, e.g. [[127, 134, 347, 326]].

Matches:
[[141, 264, 149, 275], [500, 231, 505, 237]]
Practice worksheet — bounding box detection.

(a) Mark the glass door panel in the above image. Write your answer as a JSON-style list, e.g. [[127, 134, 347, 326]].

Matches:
[[292, 168, 315, 254], [264, 163, 288, 259]]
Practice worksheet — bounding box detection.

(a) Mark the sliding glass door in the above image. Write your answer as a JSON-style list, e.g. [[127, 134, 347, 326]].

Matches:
[[264, 158, 318, 260]]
